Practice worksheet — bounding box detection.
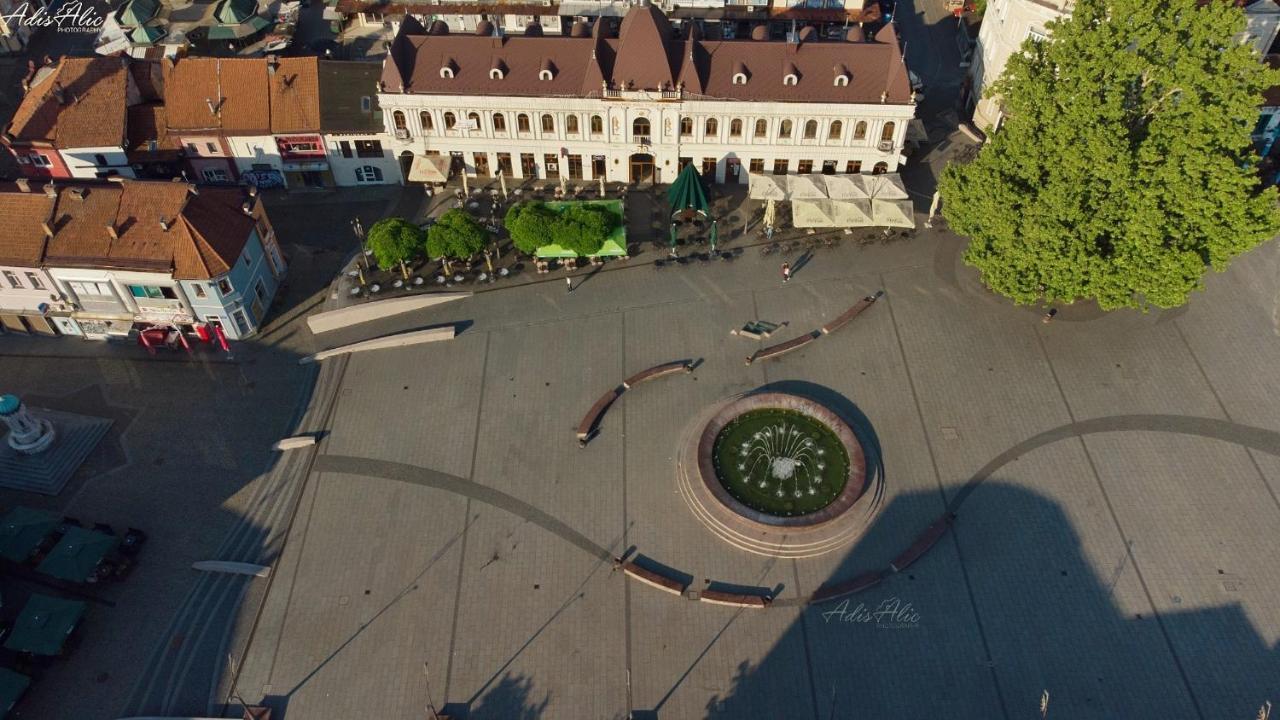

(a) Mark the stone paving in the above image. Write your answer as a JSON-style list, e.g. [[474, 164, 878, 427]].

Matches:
[[223, 217, 1280, 720]]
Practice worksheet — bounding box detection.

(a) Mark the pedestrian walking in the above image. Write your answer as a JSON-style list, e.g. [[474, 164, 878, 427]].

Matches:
[[566, 276, 573, 294], [781, 262, 792, 284], [1042, 308, 1057, 324]]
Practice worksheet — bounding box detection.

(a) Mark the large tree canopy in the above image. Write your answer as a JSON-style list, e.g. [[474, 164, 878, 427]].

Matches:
[[504, 202, 559, 255], [365, 217, 427, 270], [940, 0, 1280, 309], [427, 209, 488, 260]]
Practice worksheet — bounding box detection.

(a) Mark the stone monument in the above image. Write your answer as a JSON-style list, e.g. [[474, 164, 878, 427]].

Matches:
[[0, 394, 56, 455]]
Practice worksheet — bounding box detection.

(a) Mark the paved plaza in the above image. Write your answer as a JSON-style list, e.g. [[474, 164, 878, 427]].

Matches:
[[190, 222, 1280, 720]]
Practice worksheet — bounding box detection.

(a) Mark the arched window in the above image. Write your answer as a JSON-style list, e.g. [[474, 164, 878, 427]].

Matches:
[[880, 121, 896, 142], [778, 119, 792, 138], [567, 115, 579, 134], [803, 119, 817, 139], [590, 114, 603, 134], [418, 111, 432, 133], [489, 68, 504, 80], [493, 113, 507, 133], [732, 72, 747, 85], [704, 118, 717, 136], [754, 119, 767, 138], [783, 73, 798, 86], [541, 114, 554, 133], [873, 161, 888, 174], [467, 112, 480, 130], [393, 111, 406, 130], [834, 74, 849, 87], [633, 117, 650, 138], [517, 113, 531, 132], [679, 116, 693, 136], [443, 112, 457, 129], [829, 120, 842, 140], [854, 121, 867, 140], [729, 118, 742, 137]]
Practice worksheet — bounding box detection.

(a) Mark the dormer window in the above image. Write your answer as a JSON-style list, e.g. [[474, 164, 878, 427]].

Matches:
[[538, 70, 553, 81], [440, 59, 456, 79], [732, 72, 747, 85], [539, 58, 556, 81], [490, 68, 504, 80], [834, 74, 849, 87], [833, 63, 850, 87], [490, 59, 506, 80], [783, 73, 799, 86]]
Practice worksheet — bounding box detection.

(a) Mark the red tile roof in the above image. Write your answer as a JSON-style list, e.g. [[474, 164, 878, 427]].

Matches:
[[269, 56, 322, 132], [7, 57, 129, 149], [32, 180, 258, 279], [382, 5, 913, 104], [163, 56, 322, 135], [0, 187, 54, 267]]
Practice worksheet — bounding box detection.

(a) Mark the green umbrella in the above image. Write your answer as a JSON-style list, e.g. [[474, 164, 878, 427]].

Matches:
[[667, 163, 709, 218], [0, 667, 29, 715], [4, 594, 85, 656], [709, 220, 718, 253], [0, 507, 58, 563], [669, 222, 678, 248], [36, 526, 120, 583]]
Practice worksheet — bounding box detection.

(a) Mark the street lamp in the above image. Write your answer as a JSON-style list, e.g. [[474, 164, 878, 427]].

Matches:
[[423, 661, 440, 720], [351, 217, 367, 286]]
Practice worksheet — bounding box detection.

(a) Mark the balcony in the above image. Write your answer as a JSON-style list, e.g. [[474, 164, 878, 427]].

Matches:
[[877, 140, 895, 152], [633, 135, 651, 146], [394, 128, 410, 140]]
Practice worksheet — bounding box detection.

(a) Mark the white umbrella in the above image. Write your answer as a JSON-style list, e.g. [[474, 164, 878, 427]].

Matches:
[[829, 199, 873, 226], [499, 172, 508, 200], [785, 174, 827, 200], [871, 198, 915, 228], [748, 172, 788, 201], [762, 198, 777, 231], [461, 170, 469, 196], [560, 173, 567, 196], [866, 173, 909, 200], [818, 174, 871, 200], [791, 199, 836, 228], [599, 176, 606, 196]]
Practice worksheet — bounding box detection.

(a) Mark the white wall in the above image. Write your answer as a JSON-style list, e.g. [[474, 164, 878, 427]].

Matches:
[[60, 146, 136, 179], [325, 134, 403, 185], [0, 265, 60, 314], [228, 135, 285, 175], [378, 91, 917, 184]]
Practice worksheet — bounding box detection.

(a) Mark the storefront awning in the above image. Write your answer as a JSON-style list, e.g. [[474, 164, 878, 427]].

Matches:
[[407, 154, 451, 183], [282, 160, 329, 172]]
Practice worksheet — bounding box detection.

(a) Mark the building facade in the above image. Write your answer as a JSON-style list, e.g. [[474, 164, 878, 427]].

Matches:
[[378, 5, 917, 186], [0, 183, 67, 336]]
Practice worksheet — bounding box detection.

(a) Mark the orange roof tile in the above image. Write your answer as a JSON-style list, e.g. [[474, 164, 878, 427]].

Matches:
[[7, 57, 129, 149], [0, 187, 54, 266], [269, 56, 321, 132]]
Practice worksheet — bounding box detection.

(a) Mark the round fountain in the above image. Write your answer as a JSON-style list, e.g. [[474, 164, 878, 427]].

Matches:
[[0, 394, 56, 455], [677, 392, 882, 558]]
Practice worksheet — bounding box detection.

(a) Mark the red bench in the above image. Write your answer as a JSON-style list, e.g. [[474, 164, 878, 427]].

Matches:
[[623, 360, 693, 389], [576, 388, 620, 446], [820, 291, 884, 335], [699, 589, 771, 609], [810, 570, 887, 603], [621, 561, 687, 595], [577, 360, 695, 447], [745, 332, 819, 365]]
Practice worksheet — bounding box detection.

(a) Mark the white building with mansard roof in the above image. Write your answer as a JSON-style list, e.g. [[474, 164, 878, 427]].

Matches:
[[376, 4, 918, 186]]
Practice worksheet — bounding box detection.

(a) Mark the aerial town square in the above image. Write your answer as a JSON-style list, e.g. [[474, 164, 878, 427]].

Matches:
[[0, 0, 1278, 718]]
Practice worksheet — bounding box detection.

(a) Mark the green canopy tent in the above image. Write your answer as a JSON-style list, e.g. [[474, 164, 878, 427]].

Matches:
[[4, 594, 85, 656], [36, 526, 120, 583], [0, 667, 29, 717], [0, 507, 58, 563]]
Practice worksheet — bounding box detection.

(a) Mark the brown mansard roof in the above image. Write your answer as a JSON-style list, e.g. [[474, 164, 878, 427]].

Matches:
[[381, 5, 913, 105]]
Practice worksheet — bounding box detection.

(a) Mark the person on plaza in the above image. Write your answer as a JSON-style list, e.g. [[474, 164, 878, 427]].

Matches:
[[782, 262, 792, 284], [1042, 308, 1058, 324], [566, 276, 574, 294]]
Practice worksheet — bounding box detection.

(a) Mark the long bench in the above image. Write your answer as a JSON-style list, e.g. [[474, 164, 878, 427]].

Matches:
[[577, 360, 696, 447], [810, 570, 887, 603], [576, 388, 621, 447], [744, 332, 819, 365], [889, 514, 955, 573], [820, 291, 884, 335], [621, 561, 687, 595], [699, 589, 772, 609], [623, 360, 693, 389]]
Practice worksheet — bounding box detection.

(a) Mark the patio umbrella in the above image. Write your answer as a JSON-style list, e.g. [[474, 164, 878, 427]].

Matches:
[[0, 667, 29, 715], [559, 173, 567, 196], [866, 173, 909, 200], [791, 199, 836, 228], [598, 176, 606, 197], [748, 172, 787, 201], [785, 174, 827, 200], [871, 198, 916, 228], [4, 594, 85, 656], [0, 506, 58, 563], [709, 220, 718, 253], [667, 163, 709, 218], [461, 170, 469, 197], [669, 222, 678, 247], [762, 198, 777, 232], [819, 174, 871, 200], [498, 172, 507, 200], [36, 526, 120, 583], [829, 198, 874, 226]]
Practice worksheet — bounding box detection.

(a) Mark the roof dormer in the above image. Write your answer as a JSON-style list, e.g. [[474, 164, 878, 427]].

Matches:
[[833, 63, 850, 87], [440, 59, 456, 79]]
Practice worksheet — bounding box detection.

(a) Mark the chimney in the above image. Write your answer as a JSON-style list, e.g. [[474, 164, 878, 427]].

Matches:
[[241, 200, 253, 215], [206, 97, 220, 116], [14, 178, 30, 192], [106, 223, 119, 241], [53, 81, 67, 105], [42, 182, 56, 198], [159, 217, 170, 231], [41, 222, 54, 238], [247, 184, 258, 197], [267, 54, 279, 74]]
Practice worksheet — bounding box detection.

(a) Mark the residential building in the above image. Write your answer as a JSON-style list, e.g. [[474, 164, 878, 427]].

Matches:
[[24, 178, 286, 341], [319, 60, 402, 185], [969, 0, 1280, 131], [378, 4, 917, 186], [0, 181, 68, 336]]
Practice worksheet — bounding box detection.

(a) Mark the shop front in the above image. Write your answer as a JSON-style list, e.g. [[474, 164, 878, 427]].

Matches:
[[277, 135, 333, 188]]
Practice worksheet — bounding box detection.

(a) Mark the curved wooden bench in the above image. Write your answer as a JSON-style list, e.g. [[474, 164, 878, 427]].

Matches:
[[577, 388, 620, 446], [820, 291, 884, 335], [577, 360, 696, 446], [889, 513, 954, 573], [745, 332, 819, 365], [623, 360, 693, 389], [621, 561, 687, 595], [810, 570, 886, 603], [699, 589, 771, 609]]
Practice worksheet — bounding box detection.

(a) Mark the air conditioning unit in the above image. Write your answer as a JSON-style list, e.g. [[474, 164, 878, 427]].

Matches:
[[395, 128, 410, 140], [877, 140, 894, 152]]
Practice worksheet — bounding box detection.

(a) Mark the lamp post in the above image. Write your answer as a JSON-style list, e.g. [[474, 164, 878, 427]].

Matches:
[[423, 661, 440, 720], [351, 217, 367, 286]]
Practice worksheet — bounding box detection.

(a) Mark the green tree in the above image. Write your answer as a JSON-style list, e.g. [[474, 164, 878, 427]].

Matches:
[[552, 204, 617, 257], [504, 202, 558, 255], [939, 0, 1280, 310], [365, 217, 427, 272], [427, 209, 488, 267]]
